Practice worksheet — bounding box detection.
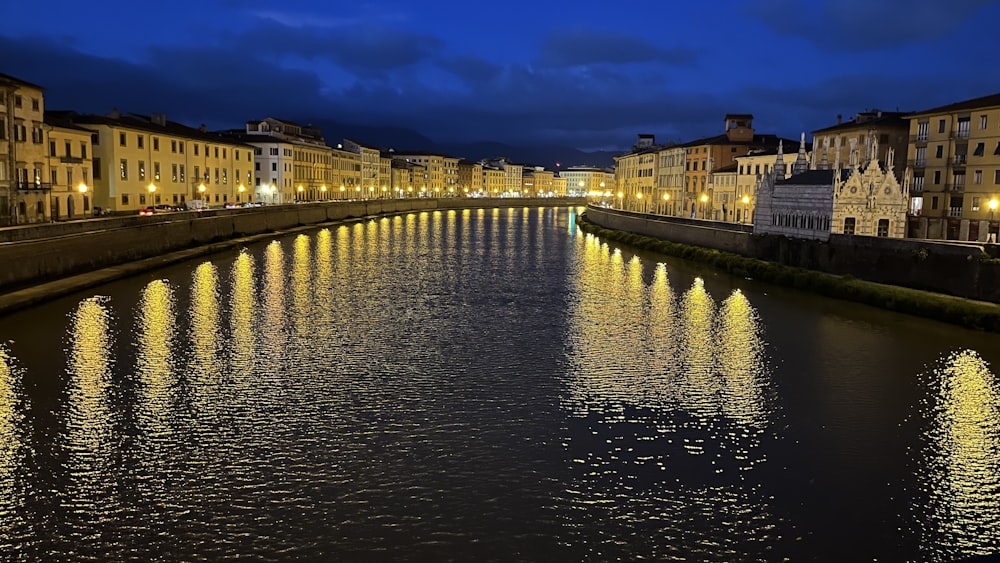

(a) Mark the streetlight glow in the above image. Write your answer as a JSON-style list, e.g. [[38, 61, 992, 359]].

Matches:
[[77, 183, 88, 193]]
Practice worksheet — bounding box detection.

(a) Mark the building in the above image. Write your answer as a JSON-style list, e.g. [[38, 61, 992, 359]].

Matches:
[[679, 114, 797, 219], [480, 157, 523, 197], [58, 110, 254, 212], [811, 110, 909, 183], [457, 159, 483, 195], [755, 139, 907, 240], [44, 113, 94, 219], [733, 145, 812, 224], [904, 91, 1000, 241], [655, 145, 685, 216], [613, 134, 661, 213], [1, 72, 50, 225], [343, 139, 383, 198], [482, 165, 505, 196], [708, 162, 738, 221], [522, 166, 555, 196], [390, 157, 426, 197], [560, 166, 613, 199], [552, 175, 567, 197], [392, 151, 459, 196]]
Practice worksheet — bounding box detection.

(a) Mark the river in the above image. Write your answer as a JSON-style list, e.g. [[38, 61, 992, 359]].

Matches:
[[0, 206, 998, 561]]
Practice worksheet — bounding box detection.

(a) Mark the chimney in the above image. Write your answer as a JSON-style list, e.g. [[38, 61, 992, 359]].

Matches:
[[151, 113, 167, 126], [836, 114, 842, 125]]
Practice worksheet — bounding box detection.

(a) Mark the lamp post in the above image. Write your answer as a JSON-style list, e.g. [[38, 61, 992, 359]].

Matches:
[[989, 198, 998, 243], [77, 183, 88, 219], [297, 184, 304, 202], [617, 191, 623, 209], [662, 192, 670, 215], [320, 185, 327, 200], [147, 183, 157, 206], [238, 183, 246, 203], [700, 193, 709, 219], [636, 192, 644, 214], [741, 195, 750, 224]]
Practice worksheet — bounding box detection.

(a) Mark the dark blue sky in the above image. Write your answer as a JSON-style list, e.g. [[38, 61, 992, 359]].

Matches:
[[3, 0, 999, 152]]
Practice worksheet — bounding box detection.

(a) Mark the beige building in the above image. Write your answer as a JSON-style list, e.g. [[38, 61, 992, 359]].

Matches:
[[391, 158, 426, 197], [331, 146, 362, 199], [552, 175, 567, 197], [1, 72, 49, 225], [45, 114, 93, 219], [483, 165, 505, 196], [708, 163, 738, 221], [904, 91, 1000, 241], [391, 151, 457, 196], [811, 110, 909, 184], [522, 167, 555, 196], [734, 144, 811, 224], [656, 146, 685, 216], [342, 139, 384, 199], [457, 159, 483, 195], [614, 134, 659, 213], [60, 110, 254, 212], [561, 166, 613, 199]]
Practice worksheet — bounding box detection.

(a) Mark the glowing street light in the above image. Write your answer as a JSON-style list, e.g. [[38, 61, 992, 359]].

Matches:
[[77, 183, 88, 194], [700, 193, 709, 219], [742, 195, 751, 224]]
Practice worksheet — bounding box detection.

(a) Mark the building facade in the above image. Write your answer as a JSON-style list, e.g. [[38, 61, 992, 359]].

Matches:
[[904, 91, 1000, 241], [1, 72, 50, 225], [811, 110, 909, 183], [457, 159, 483, 195], [45, 115, 93, 219], [561, 166, 613, 199]]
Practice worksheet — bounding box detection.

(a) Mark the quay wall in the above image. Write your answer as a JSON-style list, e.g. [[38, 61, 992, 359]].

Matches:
[[585, 205, 1000, 304], [0, 198, 584, 293]]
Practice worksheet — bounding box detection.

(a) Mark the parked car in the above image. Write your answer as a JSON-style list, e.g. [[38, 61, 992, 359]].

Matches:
[[138, 207, 155, 216], [154, 204, 180, 212]]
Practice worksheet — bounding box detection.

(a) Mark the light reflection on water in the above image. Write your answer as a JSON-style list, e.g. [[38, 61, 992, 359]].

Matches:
[[914, 349, 1000, 561], [0, 208, 996, 560]]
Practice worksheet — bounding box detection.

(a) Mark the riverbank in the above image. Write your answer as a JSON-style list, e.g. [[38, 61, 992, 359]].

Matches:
[[577, 212, 1000, 332], [0, 198, 585, 316]]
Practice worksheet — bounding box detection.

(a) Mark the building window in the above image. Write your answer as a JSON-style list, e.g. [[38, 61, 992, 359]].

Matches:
[[938, 119, 946, 134], [214, 167, 219, 184], [935, 145, 943, 158], [138, 160, 145, 181], [137, 135, 144, 149], [120, 159, 128, 180], [51, 169, 57, 185], [917, 121, 928, 141], [154, 162, 160, 181], [66, 169, 73, 187], [172, 164, 178, 182], [957, 117, 970, 138], [194, 166, 200, 183], [171, 140, 177, 153], [972, 197, 981, 211], [222, 169, 227, 184], [91, 133, 99, 145], [214, 147, 219, 158], [194, 145, 199, 156], [180, 165, 185, 182], [119, 132, 126, 146], [64, 141, 72, 157], [913, 174, 924, 192], [975, 143, 985, 156], [121, 193, 130, 205], [843, 217, 856, 235], [931, 196, 939, 210], [933, 171, 941, 184], [31, 98, 39, 111], [994, 142, 1000, 156], [14, 95, 21, 108], [975, 170, 983, 184], [995, 170, 1000, 184], [49, 140, 56, 156], [222, 148, 227, 159], [139, 194, 146, 205], [153, 137, 159, 151], [877, 219, 889, 237], [93, 158, 102, 180], [981, 115, 988, 129], [271, 162, 277, 171]]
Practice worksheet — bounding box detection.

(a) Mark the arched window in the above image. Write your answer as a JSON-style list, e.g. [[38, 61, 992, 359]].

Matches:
[[844, 217, 856, 235]]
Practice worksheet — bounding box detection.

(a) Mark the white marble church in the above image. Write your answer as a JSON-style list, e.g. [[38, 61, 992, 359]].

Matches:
[[753, 133, 908, 241]]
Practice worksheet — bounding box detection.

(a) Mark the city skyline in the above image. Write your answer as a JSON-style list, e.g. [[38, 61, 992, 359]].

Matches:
[[3, 0, 1000, 152]]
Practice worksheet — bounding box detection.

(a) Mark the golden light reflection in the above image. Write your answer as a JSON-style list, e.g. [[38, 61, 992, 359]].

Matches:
[[0, 343, 25, 520], [189, 263, 222, 414], [64, 297, 116, 511], [715, 289, 768, 429], [315, 229, 334, 309], [228, 251, 257, 374], [677, 277, 721, 418], [135, 279, 178, 450], [261, 241, 288, 363], [291, 234, 313, 337], [919, 349, 1000, 558]]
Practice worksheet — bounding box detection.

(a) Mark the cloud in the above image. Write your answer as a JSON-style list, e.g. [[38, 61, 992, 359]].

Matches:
[[536, 27, 699, 67], [745, 0, 996, 51]]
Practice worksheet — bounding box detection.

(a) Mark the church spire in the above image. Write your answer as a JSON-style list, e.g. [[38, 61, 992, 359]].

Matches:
[[792, 132, 809, 174], [773, 140, 786, 178]]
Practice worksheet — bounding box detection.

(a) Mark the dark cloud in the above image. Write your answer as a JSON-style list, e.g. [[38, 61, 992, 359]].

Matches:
[[537, 27, 699, 67], [745, 0, 995, 51], [225, 19, 443, 74]]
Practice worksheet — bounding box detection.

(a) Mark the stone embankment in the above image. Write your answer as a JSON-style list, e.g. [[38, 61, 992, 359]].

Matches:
[[0, 197, 585, 314]]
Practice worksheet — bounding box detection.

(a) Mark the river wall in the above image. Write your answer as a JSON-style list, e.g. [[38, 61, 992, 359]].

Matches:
[[0, 198, 585, 293], [585, 205, 1000, 304]]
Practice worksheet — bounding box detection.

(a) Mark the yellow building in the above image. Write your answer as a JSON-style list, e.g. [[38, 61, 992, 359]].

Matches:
[[45, 114, 93, 219], [904, 91, 1000, 241], [552, 175, 567, 197], [483, 165, 505, 196], [613, 135, 659, 213], [59, 110, 254, 212], [733, 145, 811, 224], [391, 151, 456, 196], [457, 159, 483, 195], [343, 139, 382, 199], [522, 167, 555, 196], [332, 146, 361, 199], [708, 163, 738, 221], [561, 166, 613, 199], [656, 146, 685, 216], [811, 110, 909, 184], [1, 72, 49, 224], [391, 158, 426, 198]]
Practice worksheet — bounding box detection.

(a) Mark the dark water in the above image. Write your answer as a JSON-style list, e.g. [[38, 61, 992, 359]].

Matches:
[[1, 207, 999, 561]]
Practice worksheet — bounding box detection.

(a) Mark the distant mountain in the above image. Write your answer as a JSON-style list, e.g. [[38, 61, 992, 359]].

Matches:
[[304, 118, 617, 169]]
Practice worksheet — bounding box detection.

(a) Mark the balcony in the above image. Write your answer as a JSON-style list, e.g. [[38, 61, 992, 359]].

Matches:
[[14, 181, 52, 191], [909, 134, 929, 144], [951, 128, 970, 140], [952, 154, 967, 166], [948, 207, 963, 218], [946, 182, 965, 192], [907, 159, 927, 169]]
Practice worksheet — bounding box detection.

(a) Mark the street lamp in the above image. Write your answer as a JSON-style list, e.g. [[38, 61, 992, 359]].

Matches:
[[700, 193, 709, 219], [297, 185, 304, 201], [662, 192, 670, 215], [742, 195, 750, 224], [320, 185, 327, 200], [617, 191, 623, 209], [636, 192, 644, 213]]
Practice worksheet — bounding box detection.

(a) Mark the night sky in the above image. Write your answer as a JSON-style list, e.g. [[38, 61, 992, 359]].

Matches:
[[3, 0, 999, 152]]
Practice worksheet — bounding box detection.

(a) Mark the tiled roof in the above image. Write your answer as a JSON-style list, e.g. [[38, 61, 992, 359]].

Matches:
[[51, 110, 255, 148], [908, 91, 1000, 117]]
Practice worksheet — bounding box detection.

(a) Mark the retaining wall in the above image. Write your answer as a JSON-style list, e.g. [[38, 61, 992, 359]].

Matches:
[[585, 205, 1000, 304], [0, 198, 584, 293]]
